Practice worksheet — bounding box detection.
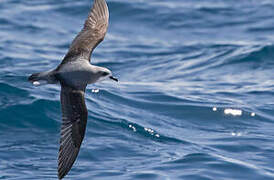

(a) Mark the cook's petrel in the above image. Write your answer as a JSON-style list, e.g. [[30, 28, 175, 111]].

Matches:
[[28, 0, 117, 179]]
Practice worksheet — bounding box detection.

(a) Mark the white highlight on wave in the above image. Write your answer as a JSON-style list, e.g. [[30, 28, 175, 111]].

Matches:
[[212, 107, 256, 117], [231, 132, 242, 137], [224, 108, 242, 116], [144, 127, 160, 138], [91, 89, 100, 93], [129, 124, 136, 132]]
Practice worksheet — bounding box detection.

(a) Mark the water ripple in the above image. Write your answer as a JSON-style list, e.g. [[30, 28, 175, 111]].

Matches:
[[0, 0, 274, 179]]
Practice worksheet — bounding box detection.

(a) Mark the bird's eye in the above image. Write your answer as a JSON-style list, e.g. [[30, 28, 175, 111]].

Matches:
[[102, 72, 109, 76]]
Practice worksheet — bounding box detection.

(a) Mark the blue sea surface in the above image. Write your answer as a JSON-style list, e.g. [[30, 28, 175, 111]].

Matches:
[[1, 0, 274, 179]]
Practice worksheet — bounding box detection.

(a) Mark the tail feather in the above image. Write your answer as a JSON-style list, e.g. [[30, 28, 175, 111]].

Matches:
[[28, 72, 42, 82], [28, 70, 57, 84]]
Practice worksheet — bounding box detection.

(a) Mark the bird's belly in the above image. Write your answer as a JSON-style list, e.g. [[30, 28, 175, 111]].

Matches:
[[61, 71, 94, 85], [57, 61, 96, 87]]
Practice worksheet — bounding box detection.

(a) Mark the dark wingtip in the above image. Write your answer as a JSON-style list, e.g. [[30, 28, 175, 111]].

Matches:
[[58, 172, 64, 180]]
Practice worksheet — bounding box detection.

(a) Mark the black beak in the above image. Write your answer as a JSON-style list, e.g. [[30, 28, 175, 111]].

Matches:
[[109, 76, 118, 82]]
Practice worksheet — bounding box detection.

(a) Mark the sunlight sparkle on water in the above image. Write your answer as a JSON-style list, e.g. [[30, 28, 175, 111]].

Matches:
[[224, 108, 242, 116], [91, 89, 100, 93], [144, 127, 154, 134], [129, 124, 136, 132], [231, 132, 242, 137]]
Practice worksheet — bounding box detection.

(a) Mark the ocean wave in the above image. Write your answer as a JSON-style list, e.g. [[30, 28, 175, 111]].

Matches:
[[1, 0, 274, 179]]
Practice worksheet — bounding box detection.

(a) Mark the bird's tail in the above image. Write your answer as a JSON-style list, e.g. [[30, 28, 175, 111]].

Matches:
[[28, 70, 57, 85]]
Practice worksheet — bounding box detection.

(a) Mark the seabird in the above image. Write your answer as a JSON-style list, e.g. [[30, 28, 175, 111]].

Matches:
[[28, 0, 117, 179]]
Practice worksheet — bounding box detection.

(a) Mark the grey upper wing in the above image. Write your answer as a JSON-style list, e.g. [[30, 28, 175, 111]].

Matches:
[[58, 85, 88, 179], [62, 0, 109, 63]]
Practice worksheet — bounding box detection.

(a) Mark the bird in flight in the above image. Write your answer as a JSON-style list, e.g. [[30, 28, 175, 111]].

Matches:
[[28, 0, 117, 179]]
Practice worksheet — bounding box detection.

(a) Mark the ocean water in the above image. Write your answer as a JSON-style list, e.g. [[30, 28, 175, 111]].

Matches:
[[1, 0, 274, 179]]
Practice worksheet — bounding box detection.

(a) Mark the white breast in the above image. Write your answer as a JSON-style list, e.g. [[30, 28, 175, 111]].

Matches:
[[57, 60, 98, 87]]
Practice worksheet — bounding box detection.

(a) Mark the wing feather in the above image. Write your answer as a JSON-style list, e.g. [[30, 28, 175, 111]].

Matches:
[[58, 85, 88, 179], [62, 0, 109, 63]]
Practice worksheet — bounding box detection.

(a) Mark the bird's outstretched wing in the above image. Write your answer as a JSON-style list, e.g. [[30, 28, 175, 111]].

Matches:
[[58, 84, 88, 179], [62, 0, 109, 63]]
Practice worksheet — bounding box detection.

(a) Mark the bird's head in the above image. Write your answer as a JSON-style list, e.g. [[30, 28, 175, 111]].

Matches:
[[97, 67, 118, 83]]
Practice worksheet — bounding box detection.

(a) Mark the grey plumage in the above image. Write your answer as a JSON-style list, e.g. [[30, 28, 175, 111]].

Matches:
[[58, 85, 87, 179], [60, 0, 109, 63], [57, 0, 109, 179], [28, 0, 117, 179]]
